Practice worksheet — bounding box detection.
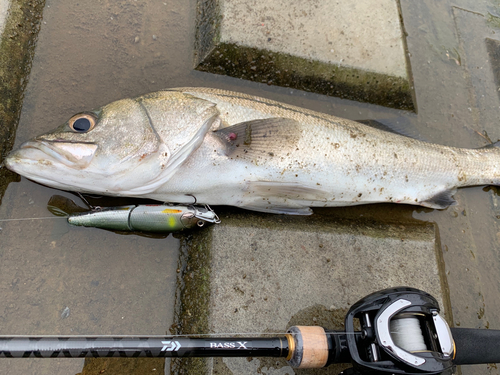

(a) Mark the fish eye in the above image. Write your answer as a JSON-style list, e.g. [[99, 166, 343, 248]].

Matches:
[[68, 113, 96, 133]]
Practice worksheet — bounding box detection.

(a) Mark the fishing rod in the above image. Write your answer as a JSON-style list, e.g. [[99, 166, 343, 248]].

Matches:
[[2, 287, 498, 374]]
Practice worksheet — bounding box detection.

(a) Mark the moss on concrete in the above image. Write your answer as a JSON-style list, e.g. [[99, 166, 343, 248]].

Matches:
[[194, 0, 222, 66], [196, 43, 414, 111], [170, 229, 214, 374], [0, 0, 45, 205], [487, 12, 500, 29], [78, 358, 165, 375]]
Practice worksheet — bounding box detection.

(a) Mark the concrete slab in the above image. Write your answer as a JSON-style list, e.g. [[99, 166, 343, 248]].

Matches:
[[194, 0, 414, 110], [172, 212, 447, 374], [0, 0, 11, 37]]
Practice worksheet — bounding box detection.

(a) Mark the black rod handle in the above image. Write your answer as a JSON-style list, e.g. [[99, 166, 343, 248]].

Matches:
[[0, 336, 288, 359], [451, 328, 500, 365]]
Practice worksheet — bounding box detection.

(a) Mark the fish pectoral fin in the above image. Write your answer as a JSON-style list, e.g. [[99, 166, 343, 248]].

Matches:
[[214, 118, 302, 159], [421, 189, 458, 209]]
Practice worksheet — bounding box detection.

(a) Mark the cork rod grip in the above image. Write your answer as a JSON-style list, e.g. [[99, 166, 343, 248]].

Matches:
[[287, 326, 329, 368]]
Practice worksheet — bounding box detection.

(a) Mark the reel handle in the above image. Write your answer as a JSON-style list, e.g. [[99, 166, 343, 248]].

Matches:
[[452, 328, 500, 365]]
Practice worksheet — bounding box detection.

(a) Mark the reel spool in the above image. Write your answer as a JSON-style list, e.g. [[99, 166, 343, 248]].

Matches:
[[343, 287, 455, 375]]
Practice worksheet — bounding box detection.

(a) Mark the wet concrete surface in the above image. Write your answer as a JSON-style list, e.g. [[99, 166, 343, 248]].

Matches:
[[0, 182, 178, 374], [0, 1, 193, 374], [403, 1, 500, 374], [0, 0, 500, 374]]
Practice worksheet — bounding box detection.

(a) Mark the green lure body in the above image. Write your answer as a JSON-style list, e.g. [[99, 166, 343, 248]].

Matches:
[[67, 204, 220, 232]]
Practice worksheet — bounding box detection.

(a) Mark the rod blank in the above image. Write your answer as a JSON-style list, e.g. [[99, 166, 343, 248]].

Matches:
[[0, 336, 289, 359]]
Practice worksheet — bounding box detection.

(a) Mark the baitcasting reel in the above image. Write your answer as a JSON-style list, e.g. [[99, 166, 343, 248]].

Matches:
[[341, 287, 454, 374]]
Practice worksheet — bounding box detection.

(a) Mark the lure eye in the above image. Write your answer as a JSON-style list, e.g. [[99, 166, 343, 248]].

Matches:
[[68, 114, 96, 133]]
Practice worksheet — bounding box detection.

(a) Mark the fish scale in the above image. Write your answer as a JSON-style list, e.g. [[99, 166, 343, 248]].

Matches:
[[5, 87, 500, 215]]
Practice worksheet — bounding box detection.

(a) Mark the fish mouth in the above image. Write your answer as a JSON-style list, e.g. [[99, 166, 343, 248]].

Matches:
[[18, 140, 98, 169]]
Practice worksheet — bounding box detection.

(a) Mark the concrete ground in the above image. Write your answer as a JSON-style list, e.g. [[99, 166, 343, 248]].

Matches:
[[218, 1, 407, 79], [172, 213, 444, 374]]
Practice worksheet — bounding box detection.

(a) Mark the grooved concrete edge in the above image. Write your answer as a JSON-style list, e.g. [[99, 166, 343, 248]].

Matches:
[[194, 0, 415, 111], [0, 0, 46, 205]]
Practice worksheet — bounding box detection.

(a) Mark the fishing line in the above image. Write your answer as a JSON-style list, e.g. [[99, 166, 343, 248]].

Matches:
[[0, 216, 67, 222], [389, 316, 427, 352]]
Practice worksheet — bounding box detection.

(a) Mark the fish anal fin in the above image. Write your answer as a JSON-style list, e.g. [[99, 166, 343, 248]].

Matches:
[[247, 181, 329, 202], [480, 140, 500, 149], [238, 181, 328, 215], [421, 189, 457, 209], [214, 118, 302, 159], [240, 204, 313, 215]]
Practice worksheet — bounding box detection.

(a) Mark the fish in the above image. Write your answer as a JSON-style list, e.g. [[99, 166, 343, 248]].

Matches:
[[5, 87, 500, 215], [67, 204, 220, 232]]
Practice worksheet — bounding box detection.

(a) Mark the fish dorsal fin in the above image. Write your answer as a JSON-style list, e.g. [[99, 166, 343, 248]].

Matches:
[[214, 117, 302, 160], [356, 118, 427, 141]]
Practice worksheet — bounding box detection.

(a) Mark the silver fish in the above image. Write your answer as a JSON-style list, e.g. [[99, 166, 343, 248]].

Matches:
[[67, 204, 220, 232], [5, 88, 500, 215]]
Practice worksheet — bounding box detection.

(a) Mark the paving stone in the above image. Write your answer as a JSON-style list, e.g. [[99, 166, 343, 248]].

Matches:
[[173, 213, 446, 374], [194, 0, 414, 110]]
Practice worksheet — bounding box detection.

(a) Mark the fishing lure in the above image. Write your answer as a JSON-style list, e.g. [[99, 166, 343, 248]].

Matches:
[[67, 204, 220, 232]]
